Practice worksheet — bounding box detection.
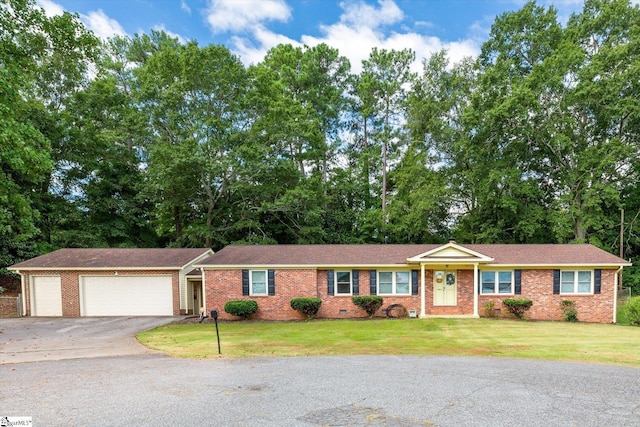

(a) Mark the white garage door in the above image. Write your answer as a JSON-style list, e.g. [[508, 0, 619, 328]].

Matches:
[[81, 276, 173, 316], [31, 276, 63, 316]]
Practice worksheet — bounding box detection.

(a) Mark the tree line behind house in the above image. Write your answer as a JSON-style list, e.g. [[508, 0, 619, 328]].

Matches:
[[2, 0, 639, 292]]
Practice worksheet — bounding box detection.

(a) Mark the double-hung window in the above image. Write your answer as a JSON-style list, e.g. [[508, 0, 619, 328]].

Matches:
[[378, 271, 410, 295], [250, 270, 268, 296], [560, 271, 592, 294], [335, 271, 352, 295], [481, 271, 513, 294]]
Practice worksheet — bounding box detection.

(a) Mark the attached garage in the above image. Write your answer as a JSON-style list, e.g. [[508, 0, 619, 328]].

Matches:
[[81, 276, 173, 316], [31, 276, 63, 316], [9, 248, 213, 317]]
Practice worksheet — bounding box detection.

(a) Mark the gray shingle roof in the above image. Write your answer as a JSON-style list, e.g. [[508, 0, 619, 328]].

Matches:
[[9, 248, 212, 270], [196, 244, 629, 267]]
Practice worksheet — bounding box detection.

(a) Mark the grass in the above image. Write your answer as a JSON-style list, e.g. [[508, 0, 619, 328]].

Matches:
[[137, 318, 640, 366]]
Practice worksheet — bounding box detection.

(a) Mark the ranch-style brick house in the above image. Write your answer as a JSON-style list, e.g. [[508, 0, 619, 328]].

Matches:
[[196, 242, 630, 323], [8, 242, 631, 323]]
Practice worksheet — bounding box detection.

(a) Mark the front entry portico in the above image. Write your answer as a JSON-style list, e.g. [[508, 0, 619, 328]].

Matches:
[[408, 241, 493, 318]]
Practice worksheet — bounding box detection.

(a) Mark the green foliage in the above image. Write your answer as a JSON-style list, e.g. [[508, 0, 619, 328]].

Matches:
[[503, 298, 533, 320], [289, 298, 322, 319], [224, 300, 258, 320], [559, 300, 578, 322], [351, 296, 384, 318], [623, 297, 640, 326], [483, 300, 496, 318]]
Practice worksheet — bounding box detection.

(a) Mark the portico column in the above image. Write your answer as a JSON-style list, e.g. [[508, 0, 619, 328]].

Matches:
[[473, 263, 479, 318], [420, 263, 426, 318]]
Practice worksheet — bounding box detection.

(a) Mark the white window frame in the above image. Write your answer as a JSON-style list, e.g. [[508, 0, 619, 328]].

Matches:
[[250, 270, 268, 296], [335, 271, 352, 295], [377, 271, 411, 295], [480, 271, 514, 295], [560, 270, 592, 294]]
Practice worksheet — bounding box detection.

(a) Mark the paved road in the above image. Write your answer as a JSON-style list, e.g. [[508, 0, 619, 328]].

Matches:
[[1, 319, 639, 426]]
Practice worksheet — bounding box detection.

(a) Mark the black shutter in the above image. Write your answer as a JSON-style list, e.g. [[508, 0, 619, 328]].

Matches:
[[327, 270, 334, 295], [514, 270, 522, 295], [412, 270, 419, 295], [553, 270, 560, 294], [352, 270, 359, 295], [370, 270, 377, 295], [594, 269, 601, 294], [242, 270, 250, 296], [268, 269, 275, 296]]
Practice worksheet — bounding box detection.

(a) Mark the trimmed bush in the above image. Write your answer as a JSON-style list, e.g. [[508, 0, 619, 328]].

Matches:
[[559, 300, 578, 322], [503, 298, 533, 320], [623, 296, 640, 326], [224, 300, 258, 320], [351, 296, 383, 318], [290, 297, 322, 319]]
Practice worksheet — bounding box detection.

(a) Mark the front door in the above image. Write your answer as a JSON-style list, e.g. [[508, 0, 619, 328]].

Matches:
[[434, 271, 457, 306]]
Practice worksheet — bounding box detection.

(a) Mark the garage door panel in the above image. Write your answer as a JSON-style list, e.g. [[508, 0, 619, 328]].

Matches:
[[81, 276, 173, 316], [32, 276, 63, 316]]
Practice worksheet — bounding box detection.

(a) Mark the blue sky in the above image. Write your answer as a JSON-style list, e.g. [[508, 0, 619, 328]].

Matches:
[[37, 0, 599, 71]]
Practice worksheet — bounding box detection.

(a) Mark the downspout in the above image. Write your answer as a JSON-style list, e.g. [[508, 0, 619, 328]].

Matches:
[[420, 263, 426, 318], [473, 263, 479, 318], [202, 269, 207, 314], [18, 271, 25, 317], [613, 266, 623, 324]]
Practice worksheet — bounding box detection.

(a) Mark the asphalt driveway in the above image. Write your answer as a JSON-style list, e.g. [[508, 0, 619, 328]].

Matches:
[[0, 316, 176, 364]]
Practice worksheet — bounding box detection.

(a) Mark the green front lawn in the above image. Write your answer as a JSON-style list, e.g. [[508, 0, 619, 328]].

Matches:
[[137, 318, 640, 366]]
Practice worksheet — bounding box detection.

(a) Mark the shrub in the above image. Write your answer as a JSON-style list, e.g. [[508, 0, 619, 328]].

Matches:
[[482, 300, 496, 318], [351, 296, 383, 318], [290, 297, 322, 319], [623, 296, 640, 326], [224, 300, 258, 320], [559, 300, 578, 322], [502, 298, 533, 320]]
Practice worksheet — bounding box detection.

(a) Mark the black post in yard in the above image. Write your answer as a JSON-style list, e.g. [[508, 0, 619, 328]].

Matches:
[[211, 309, 221, 355]]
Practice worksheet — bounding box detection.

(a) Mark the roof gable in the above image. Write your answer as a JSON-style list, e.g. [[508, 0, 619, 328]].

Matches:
[[407, 242, 493, 264]]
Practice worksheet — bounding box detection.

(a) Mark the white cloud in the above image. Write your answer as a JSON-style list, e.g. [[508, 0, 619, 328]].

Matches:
[[205, 0, 291, 34], [339, 0, 404, 28], [81, 9, 127, 40], [37, 0, 64, 17], [224, 0, 481, 73], [181, 0, 192, 14]]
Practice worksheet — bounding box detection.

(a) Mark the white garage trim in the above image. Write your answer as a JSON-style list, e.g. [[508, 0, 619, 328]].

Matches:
[[31, 276, 63, 316], [80, 275, 173, 316]]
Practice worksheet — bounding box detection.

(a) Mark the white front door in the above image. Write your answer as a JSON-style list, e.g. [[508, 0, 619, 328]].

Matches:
[[434, 271, 457, 306]]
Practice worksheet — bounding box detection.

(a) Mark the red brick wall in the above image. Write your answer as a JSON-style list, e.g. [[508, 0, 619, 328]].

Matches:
[[205, 269, 319, 321], [19, 270, 181, 317], [205, 267, 616, 323], [477, 269, 616, 323]]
